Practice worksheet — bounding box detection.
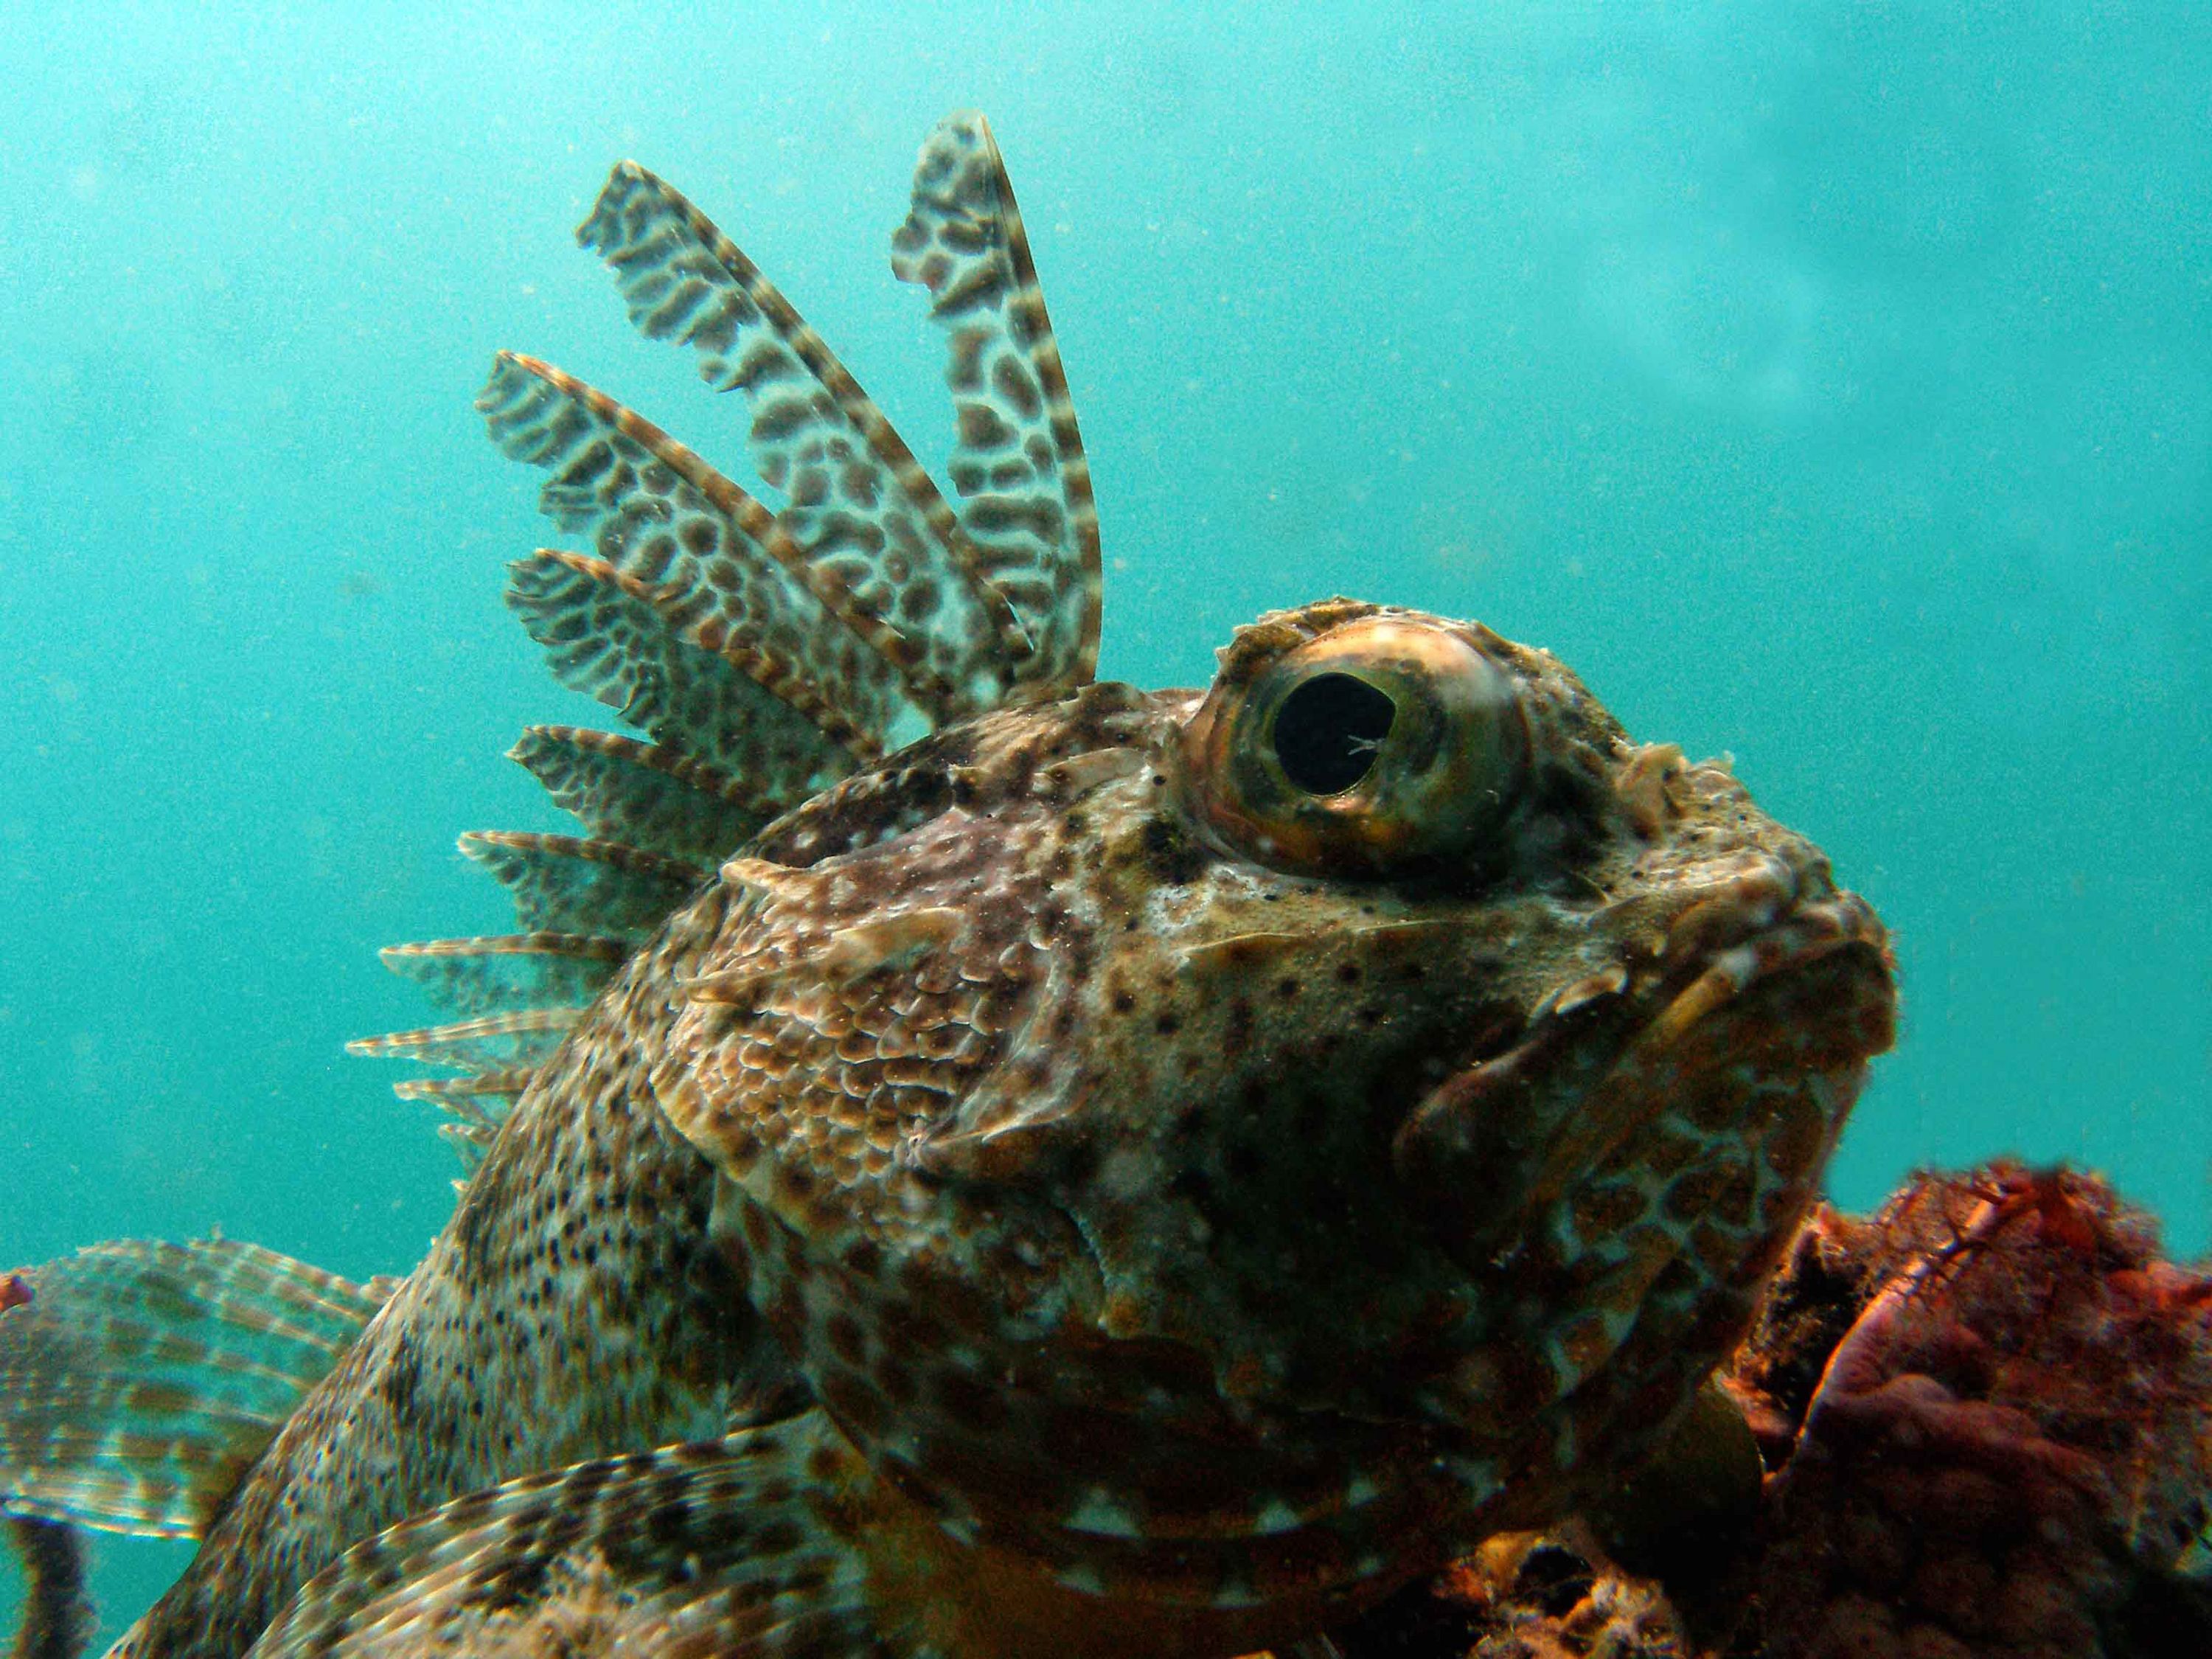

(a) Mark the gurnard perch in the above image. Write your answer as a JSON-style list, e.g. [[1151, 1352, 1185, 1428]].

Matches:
[[0, 114, 1893, 1658]]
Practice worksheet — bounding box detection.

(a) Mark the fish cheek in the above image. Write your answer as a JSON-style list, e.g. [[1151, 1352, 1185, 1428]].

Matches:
[[1036, 926, 1507, 1403]]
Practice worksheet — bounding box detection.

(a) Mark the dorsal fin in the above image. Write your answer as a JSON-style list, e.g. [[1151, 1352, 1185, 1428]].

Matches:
[[505, 546, 878, 779], [346, 1008, 579, 1072], [456, 830, 704, 940], [509, 725, 771, 863], [378, 935, 628, 1020], [358, 114, 1098, 1185], [893, 111, 1102, 695], [580, 160, 1031, 720]]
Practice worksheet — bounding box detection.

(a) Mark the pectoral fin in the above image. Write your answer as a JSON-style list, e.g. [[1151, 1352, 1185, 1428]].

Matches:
[[0, 1239, 394, 1540], [246, 1411, 894, 1659]]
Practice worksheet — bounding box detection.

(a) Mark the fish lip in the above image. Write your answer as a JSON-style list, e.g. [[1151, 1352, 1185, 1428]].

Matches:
[[1631, 884, 1891, 1062], [1392, 877, 1891, 1272]]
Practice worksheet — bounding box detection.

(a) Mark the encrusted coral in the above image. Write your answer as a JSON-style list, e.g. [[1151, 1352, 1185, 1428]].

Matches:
[[1337, 1164, 2212, 1659]]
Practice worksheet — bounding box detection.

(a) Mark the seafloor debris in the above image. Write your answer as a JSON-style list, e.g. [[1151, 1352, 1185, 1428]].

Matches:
[[1335, 1164, 2212, 1658]]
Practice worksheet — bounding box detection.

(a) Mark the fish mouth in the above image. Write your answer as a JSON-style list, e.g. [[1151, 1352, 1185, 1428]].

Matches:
[[1393, 855, 1894, 1275]]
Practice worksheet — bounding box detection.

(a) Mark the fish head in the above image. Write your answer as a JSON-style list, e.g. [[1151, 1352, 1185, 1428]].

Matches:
[[653, 596, 1894, 1602]]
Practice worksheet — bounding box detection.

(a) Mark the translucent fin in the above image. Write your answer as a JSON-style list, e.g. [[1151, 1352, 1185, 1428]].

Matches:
[[458, 830, 703, 941], [390, 1073, 535, 1179], [580, 161, 1029, 721], [248, 1413, 894, 1659], [506, 546, 872, 789], [509, 724, 770, 863], [345, 1009, 578, 1073], [892, 111, 1102, 694], [481, 353, 919, 749], [378, 935, 627, 1021], [0, 1241, 392, 1540]]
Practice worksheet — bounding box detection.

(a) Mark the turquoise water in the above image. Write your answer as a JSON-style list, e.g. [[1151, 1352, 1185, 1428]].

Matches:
[[3, 1, 2205, 1641]]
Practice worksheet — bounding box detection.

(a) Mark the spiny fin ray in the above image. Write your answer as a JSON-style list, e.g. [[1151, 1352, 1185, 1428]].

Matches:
[[246, 1413, 893, 1659], [580, 161, 1029, 721], [892, 111, 1102, 694], [378, 934, 627, 1021], [345, 1009, 579, 1073], [0, 1242, 392, 1540]]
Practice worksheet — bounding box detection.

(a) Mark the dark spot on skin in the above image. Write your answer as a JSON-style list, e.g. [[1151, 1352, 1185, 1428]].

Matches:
[[1225, 999, 1254, 1057], [826, 1312, 868, 1367], [1276, 977, 1301, 1001], [1155, 1012, 1182, 1037], [1111, 989, 1137, 1014], [1337, 961, 1363, 985], [1136, 815, 1208, 886], [379, 1343, 422, 1420], [933, 1364, 1012, 1433]]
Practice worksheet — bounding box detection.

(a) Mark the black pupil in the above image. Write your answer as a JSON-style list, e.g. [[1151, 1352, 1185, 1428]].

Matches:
[[1273, 672, 1397, 795]]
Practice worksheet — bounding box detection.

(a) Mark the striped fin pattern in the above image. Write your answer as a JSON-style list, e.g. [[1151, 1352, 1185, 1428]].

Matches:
[[0, 1242, 393, 1540], [892, 111, 1102, 693], [506, 546, 872, 785], [361, 114, 1098, 1183], [391, 1074, 535, 1179], [246, 1413, 893, 1659], [509, 725, 771, 863], [347, 1009, 579, 1073], [458, 831, 704, 940], [378, 935, 627, 1022], [580, 160, 1028, 721]]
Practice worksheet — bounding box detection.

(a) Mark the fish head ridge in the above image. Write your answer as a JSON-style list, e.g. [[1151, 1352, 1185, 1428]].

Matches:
[[651, 596, 1896, 1605]]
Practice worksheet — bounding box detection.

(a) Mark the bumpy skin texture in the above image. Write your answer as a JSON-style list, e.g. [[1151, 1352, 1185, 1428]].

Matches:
[[114, 601, 1892, 1659], [1756, 1168, 2212, 1658], [112, 891, 783, 1659]]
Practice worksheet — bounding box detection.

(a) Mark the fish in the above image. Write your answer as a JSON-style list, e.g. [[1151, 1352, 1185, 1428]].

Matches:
[[0, 112, 1895, 1659]]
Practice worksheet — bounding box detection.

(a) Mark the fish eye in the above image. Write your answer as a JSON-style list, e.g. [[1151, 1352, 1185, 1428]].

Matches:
[[1272, 672, 1398, 795], [1180, 613, 1530, 877]]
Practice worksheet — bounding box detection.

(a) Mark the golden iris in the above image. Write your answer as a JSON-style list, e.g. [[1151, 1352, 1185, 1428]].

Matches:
[[1180, 615, 1530, 877]]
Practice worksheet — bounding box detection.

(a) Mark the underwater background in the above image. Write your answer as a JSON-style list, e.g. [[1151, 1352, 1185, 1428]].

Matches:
[[2, 1, 2205, 1639]]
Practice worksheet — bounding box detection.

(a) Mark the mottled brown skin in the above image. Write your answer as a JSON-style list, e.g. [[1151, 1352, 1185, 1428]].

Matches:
[[112, 599, 1891, 1658], [111, 894, 785, 1659], [656, 599, 1894, 1652]]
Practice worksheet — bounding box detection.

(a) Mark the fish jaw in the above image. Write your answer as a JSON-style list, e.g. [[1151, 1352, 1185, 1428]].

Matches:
[[646, 601, 1898, 1622]]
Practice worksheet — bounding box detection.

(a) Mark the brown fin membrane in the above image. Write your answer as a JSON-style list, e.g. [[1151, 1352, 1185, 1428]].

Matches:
[[892, 111, 1102, 694], [580, 160, 1029, 722], [457, 830, 704, 941], [508, 725, 769, 863], [378, 934, 627, 1021], [245, 1413, 891, 1659], [481, 353, 922, 749], [0, 1242, 393, 1540], [506, 546, 873, 785]]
